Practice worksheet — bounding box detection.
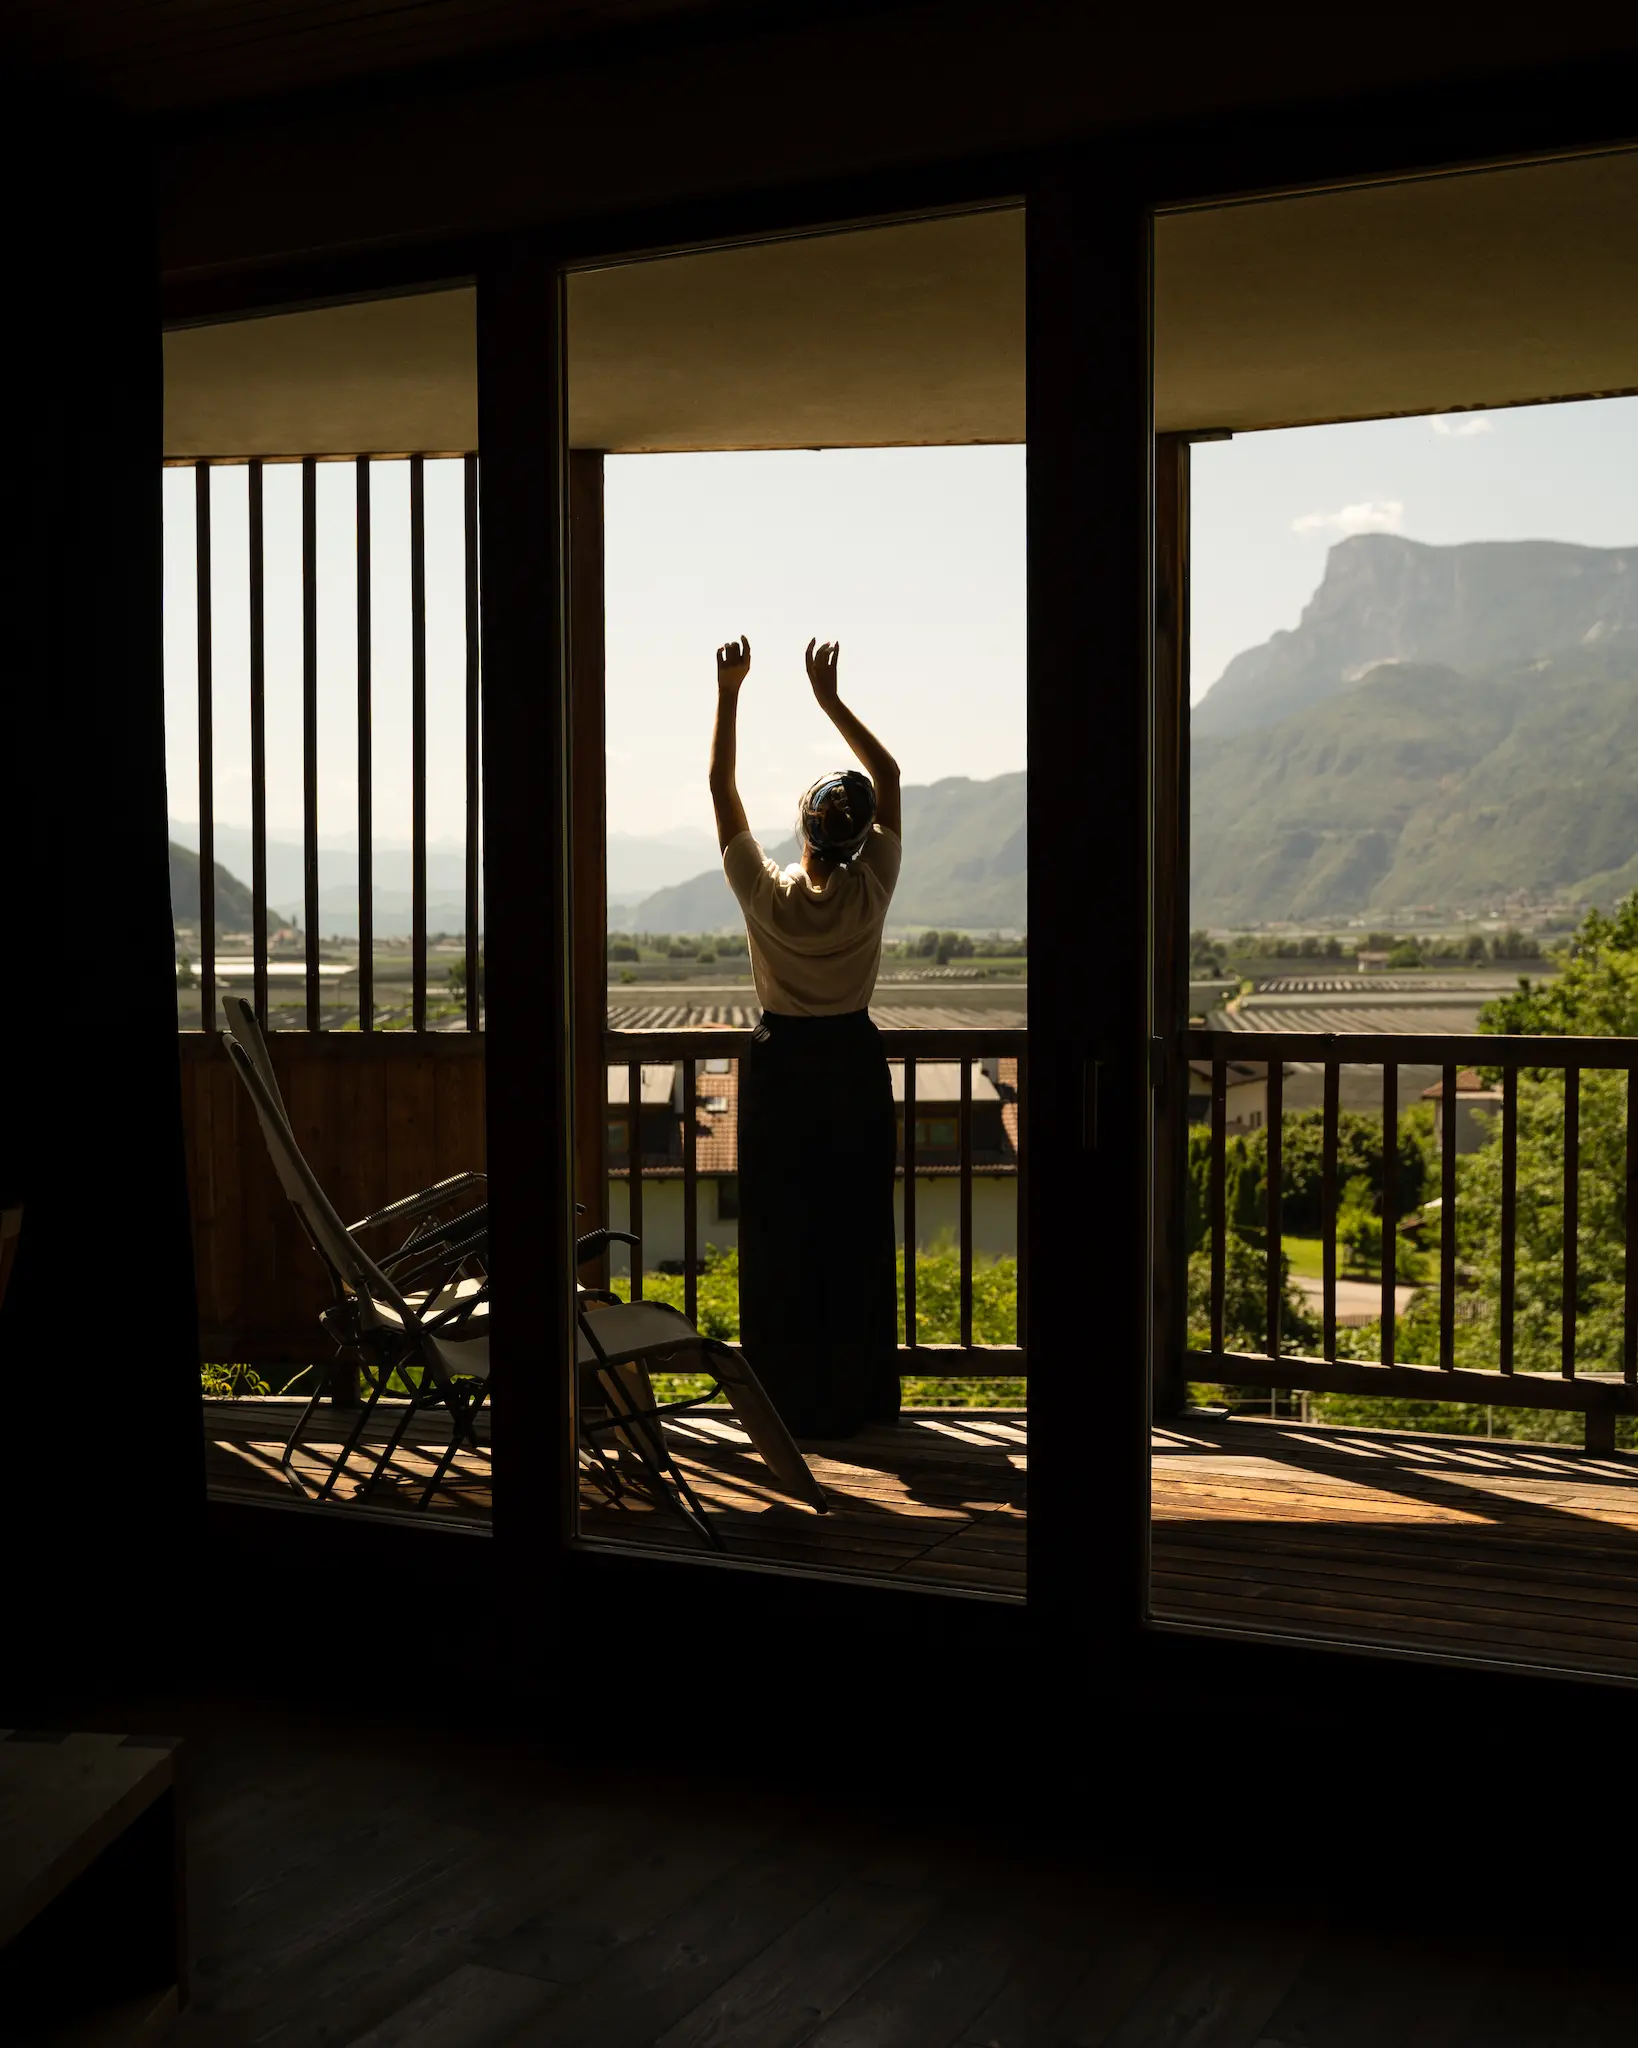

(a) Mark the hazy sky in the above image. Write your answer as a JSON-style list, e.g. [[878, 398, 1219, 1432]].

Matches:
[[604, 447, 1026, 839], [164, 394, 1637, 850]]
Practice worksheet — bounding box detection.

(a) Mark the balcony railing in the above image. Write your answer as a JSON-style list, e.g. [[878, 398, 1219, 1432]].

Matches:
[[604, 1027, 1026, 1374], [1186, 1027, 1638, 1450], [168, 452, 481, 1034]]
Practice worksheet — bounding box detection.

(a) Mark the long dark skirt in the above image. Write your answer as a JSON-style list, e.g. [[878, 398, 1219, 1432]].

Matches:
[[737, 1010, 901, 1438]]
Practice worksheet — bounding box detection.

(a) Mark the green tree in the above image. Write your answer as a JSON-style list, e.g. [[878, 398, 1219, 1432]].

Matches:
[[446, 951, 484, 1000], [1186, 1230, 1316, 1355], [1480, 896, 1638, 1038], [1419, 894, 1638, 1387], [1190, 1108, 1434, 1244]]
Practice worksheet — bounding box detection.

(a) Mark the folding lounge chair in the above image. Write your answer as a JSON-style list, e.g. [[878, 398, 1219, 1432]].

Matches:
[[221, 999, 490, 1507], [222, 998, 826, 1535], [573, 1226, 827, 1547]]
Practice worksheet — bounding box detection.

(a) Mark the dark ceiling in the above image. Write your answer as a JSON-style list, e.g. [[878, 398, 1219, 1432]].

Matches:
[[6, 0, 771, 117]]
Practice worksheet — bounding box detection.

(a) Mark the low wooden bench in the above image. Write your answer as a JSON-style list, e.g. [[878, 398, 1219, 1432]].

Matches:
[[0, 1731, 186, 2045]]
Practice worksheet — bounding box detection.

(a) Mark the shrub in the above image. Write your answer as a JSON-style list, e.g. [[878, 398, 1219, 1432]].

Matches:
[[613, 1242, 1021, 1405]]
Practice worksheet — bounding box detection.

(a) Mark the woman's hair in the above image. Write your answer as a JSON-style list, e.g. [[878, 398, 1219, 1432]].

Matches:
[[797, 770, 876, 866]]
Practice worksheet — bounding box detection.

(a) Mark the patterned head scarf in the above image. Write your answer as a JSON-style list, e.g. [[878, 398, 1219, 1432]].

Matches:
[[797, 770, 876, 865]]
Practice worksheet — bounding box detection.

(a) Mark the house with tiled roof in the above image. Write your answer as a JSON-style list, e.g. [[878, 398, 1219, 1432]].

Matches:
[[604, 1052, 1021, 1272]]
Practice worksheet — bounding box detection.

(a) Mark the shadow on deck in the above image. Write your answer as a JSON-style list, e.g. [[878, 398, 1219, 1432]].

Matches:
[[201, 1401, 1028, 1595], [203, 1402, 1638, 1672], [1152, 1418, 1638, 1680]]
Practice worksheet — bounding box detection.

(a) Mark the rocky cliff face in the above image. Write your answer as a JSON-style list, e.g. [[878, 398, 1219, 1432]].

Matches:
[[1193, 535, 1638, 739]]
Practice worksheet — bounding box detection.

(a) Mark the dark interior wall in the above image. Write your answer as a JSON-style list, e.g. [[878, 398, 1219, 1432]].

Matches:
[[155, 3, 1638, 284], [5, 92, 204, 1708]]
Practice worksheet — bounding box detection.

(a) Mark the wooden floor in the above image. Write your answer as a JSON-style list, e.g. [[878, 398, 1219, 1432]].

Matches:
[[43, 1690, 1638, 2047], [204, 1403, 1638, 1675]]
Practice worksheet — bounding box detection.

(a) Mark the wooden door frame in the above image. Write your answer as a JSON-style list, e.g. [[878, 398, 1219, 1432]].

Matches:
[[170, 81, 1638, 1725]]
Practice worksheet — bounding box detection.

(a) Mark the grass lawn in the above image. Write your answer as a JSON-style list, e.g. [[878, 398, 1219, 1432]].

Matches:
[[1277, 1234, 1400, 1283]]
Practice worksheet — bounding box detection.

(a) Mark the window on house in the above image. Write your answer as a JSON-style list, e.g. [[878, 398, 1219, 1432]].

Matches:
[[715, 1176, 740, 1220], [915, 1117, 958, 1150], [702, 1096, 730, 1114], [607, 1117, 629, 1154]]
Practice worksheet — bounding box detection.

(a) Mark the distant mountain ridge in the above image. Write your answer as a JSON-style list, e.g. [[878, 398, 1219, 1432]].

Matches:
[[168, 842, 287, 936], [1194, 535, 1638, 739], [631, 773, 1027, 933], [1191, 532, 1638, 924]]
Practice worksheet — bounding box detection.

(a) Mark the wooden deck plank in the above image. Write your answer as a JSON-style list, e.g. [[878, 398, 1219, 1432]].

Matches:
[[198, 1405, 1638, 1674]]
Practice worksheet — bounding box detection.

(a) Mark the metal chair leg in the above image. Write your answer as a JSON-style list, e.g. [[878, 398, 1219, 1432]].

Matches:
[[417, 1384, 489, 1509]]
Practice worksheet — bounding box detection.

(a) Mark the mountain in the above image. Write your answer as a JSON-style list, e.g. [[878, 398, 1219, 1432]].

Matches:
[[1191, 634, 1638, 924], [168, 843, 287, 936], [1193, 535, 1638, 739], [607, 825, 722, 896], [631, 773, 1027, 932]]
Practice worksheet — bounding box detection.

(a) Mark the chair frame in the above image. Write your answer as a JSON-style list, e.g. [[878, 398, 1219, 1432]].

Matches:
[[221, 999, 491, 1508]]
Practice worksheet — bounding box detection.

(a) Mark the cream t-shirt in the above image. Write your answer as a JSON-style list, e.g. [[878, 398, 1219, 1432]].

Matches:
[[722, 825, 902, 1016]]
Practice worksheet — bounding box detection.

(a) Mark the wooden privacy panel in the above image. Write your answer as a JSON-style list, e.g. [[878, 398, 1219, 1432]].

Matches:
[[179, 1033, 486, 1364]]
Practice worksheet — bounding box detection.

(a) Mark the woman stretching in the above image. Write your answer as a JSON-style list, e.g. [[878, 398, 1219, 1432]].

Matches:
[[709, 634, 902, 1438]]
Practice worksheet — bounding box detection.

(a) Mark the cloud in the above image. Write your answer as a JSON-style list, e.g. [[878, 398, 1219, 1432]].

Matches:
[[1431, 414, 1494, 437], [1291, 500, 1405, 536]]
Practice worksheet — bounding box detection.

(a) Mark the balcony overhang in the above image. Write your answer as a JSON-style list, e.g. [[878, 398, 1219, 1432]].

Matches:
[[162, 147, 1638, 461]]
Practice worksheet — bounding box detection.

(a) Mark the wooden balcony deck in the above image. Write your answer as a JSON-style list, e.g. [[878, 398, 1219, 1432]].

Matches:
[[203, 1401, 1028, 1595], [203, 1403, 1638, 1674], [1151, 1417, 1638, 1679]]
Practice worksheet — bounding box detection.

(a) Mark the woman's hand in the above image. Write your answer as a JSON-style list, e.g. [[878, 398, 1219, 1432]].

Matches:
[[717, 637, 752, 690], [805, 637, 840, 705]]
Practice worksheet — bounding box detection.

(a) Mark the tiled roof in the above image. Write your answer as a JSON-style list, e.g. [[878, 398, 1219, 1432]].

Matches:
[[621, 1055, 1023, 1178], [1188, 1058, 1268, 1085], [1421, 1067, 1503, 1099]]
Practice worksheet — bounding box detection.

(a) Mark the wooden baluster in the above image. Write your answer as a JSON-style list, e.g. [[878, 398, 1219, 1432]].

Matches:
[[683, 1055, 698, 1328], [355, 456, 373, 1034], [1381, 1063, 1398, 1368], [1322, 1059, 1339, 1363], [409, 453, 426, 1034], [1500, 1067, 1517, 1376], [903, 1059, 917, 1349], [1014, 1051, 1028, 1352], [1626, 1065, 1638, 1387], [959, 1058, 974, 1351], [1562, 1064, 1579, 1380], [194, 460, 215, 1034], [248, 459, 268, 1031], [1210, 1057, 1227, 1356], [463, 451, 481, 1031], [1265, 1059, 1283, 1360], [1440, 1061, 1456, 1372], [302, 456, 319, 1031], [628, 1058, 643, 1302]]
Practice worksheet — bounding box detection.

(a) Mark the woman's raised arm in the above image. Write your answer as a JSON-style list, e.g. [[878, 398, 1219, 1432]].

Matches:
[[709, 636, 752, 852], [805, 638, 901, 839]]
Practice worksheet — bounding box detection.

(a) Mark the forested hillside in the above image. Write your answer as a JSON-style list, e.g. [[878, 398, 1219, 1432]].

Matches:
[[1191, 533, 1638, 924], [168, 843, 287, 936]]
